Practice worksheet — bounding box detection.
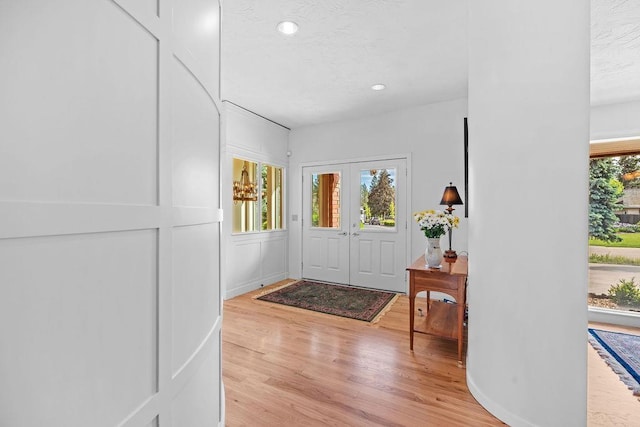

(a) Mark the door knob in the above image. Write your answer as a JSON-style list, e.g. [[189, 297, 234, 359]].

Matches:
[[337, 232, 348, 236], [352, 232, 360, 236]]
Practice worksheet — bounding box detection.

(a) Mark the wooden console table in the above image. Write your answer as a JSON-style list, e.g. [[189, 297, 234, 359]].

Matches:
[[407, 255, 468, 366]]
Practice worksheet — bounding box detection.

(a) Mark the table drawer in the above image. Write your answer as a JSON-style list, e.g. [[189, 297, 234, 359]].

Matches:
[[414, 274, 460, 291]]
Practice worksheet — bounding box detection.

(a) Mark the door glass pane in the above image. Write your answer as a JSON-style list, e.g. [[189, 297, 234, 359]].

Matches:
[[232, 158, 258, 233], [311, 172, 340, 228], [360, 168, 396, 230], [262, 164, 283, 230]]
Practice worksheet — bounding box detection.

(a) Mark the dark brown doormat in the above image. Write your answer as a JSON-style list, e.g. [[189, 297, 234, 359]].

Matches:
[[255, 280, 399, 323]]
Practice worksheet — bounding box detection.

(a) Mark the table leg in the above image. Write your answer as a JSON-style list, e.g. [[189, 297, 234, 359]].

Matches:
[[457, 301, 464, 366], [409, 292, 415, 351], [457, 278, 465, 366], [426, 290, 430, 314]]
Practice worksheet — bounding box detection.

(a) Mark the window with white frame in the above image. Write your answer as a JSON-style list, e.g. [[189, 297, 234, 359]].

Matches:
[[232, 157, 284, 233]]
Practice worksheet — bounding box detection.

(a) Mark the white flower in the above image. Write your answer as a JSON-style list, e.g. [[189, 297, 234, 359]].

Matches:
[[413, 209, 459, 238]]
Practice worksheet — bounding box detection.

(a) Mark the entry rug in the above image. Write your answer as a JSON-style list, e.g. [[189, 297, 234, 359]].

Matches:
[[255, 280, 398, 323], [588, 328, 640, 397]]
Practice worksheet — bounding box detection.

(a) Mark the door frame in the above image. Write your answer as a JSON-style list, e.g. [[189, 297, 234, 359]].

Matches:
[[298, 153, 412, 293]]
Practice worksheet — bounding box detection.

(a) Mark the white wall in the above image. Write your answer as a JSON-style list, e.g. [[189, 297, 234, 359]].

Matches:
[[0, 1, 223, 426], [289, 99, 469, 280], [221, 102, 290, 299], [591, 100, 640, 141], [467, 1, 589, 425]]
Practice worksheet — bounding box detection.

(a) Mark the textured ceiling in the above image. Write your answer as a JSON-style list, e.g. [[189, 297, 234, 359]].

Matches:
[[591, 0, 640, 106], [221, 0, 640, 129], [221, 0, 467, 128]]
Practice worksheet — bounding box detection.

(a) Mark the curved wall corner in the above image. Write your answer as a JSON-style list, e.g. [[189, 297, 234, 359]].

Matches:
[[0, 1, 223, 426], [466, 375, 534, 427], [467, 0, 589, 425]]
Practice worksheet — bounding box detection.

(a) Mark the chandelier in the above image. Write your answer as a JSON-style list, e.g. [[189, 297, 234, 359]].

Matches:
[[233, 164, 258, 203]]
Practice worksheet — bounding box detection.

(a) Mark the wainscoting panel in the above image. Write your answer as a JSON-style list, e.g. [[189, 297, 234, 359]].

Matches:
[[261, 237, 287, 278], [172, 56, 220, 209], [171, 223, 221, 375], [225, 234, 288, 299], [171, 337, 221, 425], [0, 0, 158, 205], [0, 1, 223, 426], [0, 230, 158, 426], [228, 240, 262, 286]]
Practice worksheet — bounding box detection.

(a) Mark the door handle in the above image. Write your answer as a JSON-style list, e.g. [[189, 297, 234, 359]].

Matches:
[[337, 232, 348, 236], [352, 232, 360, 236]]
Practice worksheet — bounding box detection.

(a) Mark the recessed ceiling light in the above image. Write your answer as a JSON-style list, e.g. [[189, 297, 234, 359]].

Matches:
[[371, 84, 386, 91], [277, 21, 299, 35]]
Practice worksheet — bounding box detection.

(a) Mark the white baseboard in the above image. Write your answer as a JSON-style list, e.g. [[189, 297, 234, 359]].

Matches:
[[224, 272, 288, 300], [588, 306, 640, 328]]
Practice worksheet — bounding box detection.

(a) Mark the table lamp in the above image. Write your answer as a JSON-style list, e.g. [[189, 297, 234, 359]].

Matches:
[[440, 182, 464, 259]]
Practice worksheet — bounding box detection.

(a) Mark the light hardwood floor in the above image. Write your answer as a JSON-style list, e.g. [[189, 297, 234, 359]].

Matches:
[[222, 281, 640, 426], [223, 281, 502, 426]]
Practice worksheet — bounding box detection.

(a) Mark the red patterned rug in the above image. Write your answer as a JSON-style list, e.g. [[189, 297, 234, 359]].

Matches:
[[256, 280, 398, 322]]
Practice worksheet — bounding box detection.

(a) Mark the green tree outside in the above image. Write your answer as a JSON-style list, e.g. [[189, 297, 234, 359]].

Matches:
[[360, 183, 370, 221], [589, 158, 622, 242], [368, 169, 395, 219]]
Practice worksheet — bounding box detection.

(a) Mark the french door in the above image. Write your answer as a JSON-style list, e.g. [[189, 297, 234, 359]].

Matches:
[[302, 159, 407, 293]]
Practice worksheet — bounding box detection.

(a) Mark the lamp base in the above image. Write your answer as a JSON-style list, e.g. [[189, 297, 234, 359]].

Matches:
[[443, 250, 458, 260]]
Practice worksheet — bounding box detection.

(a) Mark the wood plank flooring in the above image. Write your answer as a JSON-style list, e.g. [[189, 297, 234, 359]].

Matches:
[[222, 281, 503, 426], [223, 281, 640, 426]]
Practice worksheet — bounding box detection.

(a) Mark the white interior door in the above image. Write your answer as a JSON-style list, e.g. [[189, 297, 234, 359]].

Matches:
[[302, 159, 407, 293]]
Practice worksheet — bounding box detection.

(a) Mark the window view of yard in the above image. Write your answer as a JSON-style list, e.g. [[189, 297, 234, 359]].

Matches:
[[360, 168, 396, 229], [589, 156, 640, 313]]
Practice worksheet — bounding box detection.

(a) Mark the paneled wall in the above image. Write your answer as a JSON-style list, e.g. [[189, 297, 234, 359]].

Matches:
[[221, 102, 289, 299], [0, 1, 223, 426]]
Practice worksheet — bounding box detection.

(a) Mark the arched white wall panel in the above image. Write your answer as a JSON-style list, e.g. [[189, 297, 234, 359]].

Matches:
[[0, 1, 223, 426], [172, 223, 220, 375], [172, 58, 220, 209], [173, 0, 221, 100], [0, 231, 157, 426], [171, 338, 221, 425], [0, 0, 158, 205]]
